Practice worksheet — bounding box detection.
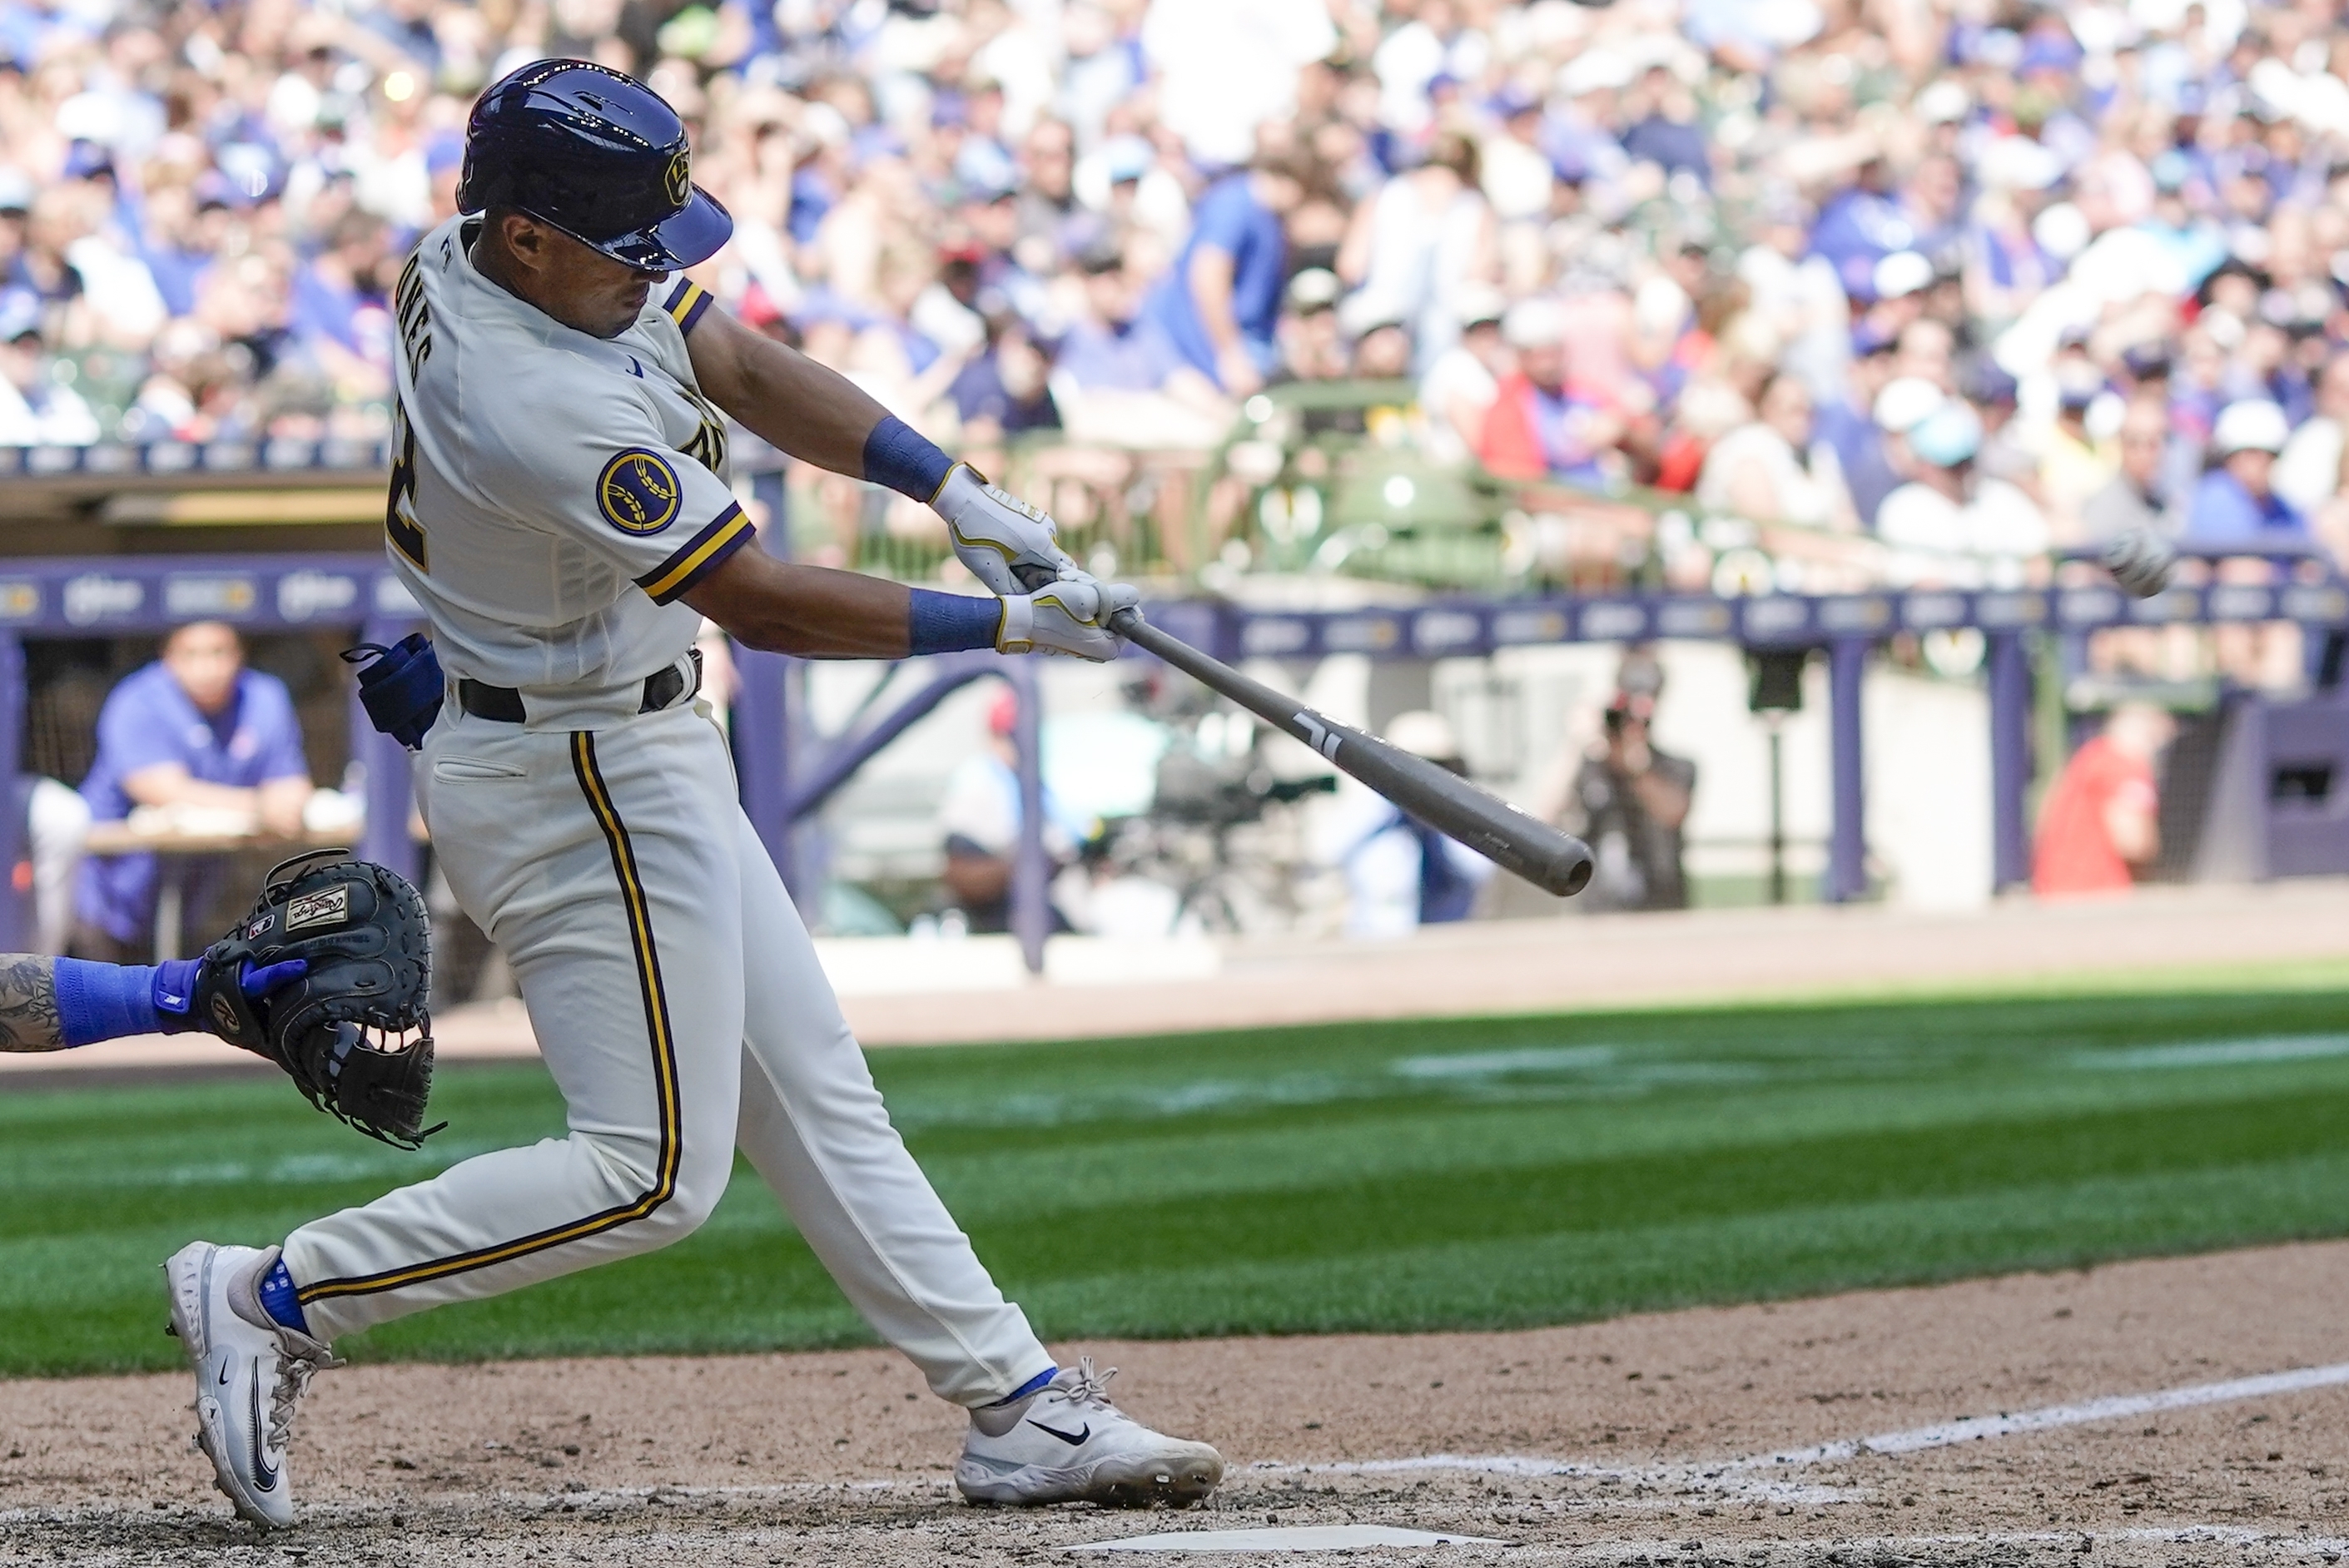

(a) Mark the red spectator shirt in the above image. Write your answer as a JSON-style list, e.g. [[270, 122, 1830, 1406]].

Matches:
[[2031, 737, 2157, 897]]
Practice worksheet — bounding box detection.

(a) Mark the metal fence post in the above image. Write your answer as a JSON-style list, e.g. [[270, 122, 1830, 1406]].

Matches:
[[1987, 629, 2033, 891], [1007, 660, 1048, 976], [354, 615, 420, 883], [0, 632, 24, 952], [1826, 637, 1867, 902]]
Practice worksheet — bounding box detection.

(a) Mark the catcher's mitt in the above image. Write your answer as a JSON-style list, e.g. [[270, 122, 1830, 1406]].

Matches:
[[195, 850, 440, 1148]]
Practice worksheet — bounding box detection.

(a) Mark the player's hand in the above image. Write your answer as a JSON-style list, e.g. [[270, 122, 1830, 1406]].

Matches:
[[996, 574, 1139, 662], [933, 464, 1080, 598], [2103, 527, 2176, 598]]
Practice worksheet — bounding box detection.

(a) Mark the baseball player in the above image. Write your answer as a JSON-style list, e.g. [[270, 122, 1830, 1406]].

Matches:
[[163, 59, 1221, 1530]]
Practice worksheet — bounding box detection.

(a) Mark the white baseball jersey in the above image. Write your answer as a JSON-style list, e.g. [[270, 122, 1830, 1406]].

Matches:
[[386, 216, 752, 690]]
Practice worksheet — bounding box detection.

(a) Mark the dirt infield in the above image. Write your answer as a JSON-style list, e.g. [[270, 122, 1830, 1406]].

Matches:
[[3, 1241, 2346, 1565]]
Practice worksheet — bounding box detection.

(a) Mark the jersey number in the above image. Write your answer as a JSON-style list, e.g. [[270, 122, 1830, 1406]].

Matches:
[[387, 397, 428, 572]]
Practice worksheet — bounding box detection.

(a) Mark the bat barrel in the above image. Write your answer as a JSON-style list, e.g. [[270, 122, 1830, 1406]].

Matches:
[[1111, 610, 1594, 897]]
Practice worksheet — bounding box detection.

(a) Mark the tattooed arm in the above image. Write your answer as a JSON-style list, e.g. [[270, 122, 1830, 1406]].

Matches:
[[0, 955, 63, 1052]]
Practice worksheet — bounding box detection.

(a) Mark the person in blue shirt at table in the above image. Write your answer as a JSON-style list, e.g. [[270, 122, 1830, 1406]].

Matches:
[[1141, 148, 1306, 396], [2184, 399, 2306, 548], [75, 621, 314, 960]]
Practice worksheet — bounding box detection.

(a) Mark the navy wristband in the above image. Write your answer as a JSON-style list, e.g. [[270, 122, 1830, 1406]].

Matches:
[[908, 588, 1003, 654], [863, 415, 954, 501]]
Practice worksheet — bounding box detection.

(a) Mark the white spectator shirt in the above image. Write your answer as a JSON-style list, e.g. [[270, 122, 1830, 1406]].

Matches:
[[385, 216, 751, 692]]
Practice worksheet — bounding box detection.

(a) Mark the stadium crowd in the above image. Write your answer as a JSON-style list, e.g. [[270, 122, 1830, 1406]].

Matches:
[[1, 0, 2348, 597]]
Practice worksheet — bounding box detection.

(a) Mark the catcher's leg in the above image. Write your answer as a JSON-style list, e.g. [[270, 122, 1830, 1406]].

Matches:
[[729, 808, 1054, 1407], [279, 712, 747, 1340]]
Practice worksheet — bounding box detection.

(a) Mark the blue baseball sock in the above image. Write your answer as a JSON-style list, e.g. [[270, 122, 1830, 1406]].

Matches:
[[257, 1257, 310, 1336], [986, 1367, 1058, 1407]]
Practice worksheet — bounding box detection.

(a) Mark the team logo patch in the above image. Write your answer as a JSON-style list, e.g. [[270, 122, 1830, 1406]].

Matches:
[[598, 449, 683, 534], [664, 148, 691, 208], [286, 884, 350, 931]]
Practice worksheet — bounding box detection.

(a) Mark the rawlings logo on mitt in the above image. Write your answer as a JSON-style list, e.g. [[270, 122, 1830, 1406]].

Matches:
[[195, 850, 440, 1148]]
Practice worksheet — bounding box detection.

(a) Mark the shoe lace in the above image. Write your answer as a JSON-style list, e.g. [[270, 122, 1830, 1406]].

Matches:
[[266, 1342, 343, 1453], [1049, 1356, 1120, 1413]]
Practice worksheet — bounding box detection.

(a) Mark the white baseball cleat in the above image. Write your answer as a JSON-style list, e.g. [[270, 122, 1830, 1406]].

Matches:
[[956, 1358, 1224, 1507], [163, 1241, 339, 1530]]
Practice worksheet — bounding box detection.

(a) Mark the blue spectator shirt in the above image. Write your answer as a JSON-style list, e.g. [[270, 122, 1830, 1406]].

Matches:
[[1527, 384, 1610, 487], [1808, 186, 1918, 300], [1055, 315, 1187, 394], [947, 352, 1062, 434], [76, 664, 310, 943], [1619, 115, 1709, 188], [1142, 173, 1288, 387], [2183, 468, 2307, 548]]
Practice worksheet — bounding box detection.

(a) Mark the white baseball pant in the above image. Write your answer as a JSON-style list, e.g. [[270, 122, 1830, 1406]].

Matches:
[[279, 684, 1054, 1406]]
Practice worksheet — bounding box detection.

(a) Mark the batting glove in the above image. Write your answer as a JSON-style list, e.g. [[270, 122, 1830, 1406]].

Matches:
[[997, 575, 1140, 662], [2103, 526, 2177, 599], [934, 464, 1083, 597]]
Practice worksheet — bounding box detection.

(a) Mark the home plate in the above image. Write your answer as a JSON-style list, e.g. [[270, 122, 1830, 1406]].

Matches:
[[1066, 1524, 1507, 1552]]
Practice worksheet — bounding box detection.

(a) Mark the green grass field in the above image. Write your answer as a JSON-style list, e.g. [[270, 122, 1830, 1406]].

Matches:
[[6, 966, 2349, 1378]]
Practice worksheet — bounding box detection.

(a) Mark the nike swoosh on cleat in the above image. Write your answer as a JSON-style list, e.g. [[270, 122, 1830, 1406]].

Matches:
[[216, 1361, 231, 1388], [1026, 1420, 1090, 1446], [249, 1380, 279, 1491]]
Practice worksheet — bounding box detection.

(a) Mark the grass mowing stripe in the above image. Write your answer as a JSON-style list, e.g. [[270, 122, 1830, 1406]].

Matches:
[[2, 984, 2349, 1376]]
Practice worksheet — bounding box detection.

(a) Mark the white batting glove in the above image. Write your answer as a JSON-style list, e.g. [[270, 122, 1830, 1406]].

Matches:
[[934, 464, 1081, 596], [996, 575, 1139, 661], [2103, 526, 2177, 598]]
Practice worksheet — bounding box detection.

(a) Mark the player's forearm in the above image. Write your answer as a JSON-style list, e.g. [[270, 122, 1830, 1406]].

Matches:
[[685, 310, 895, 478], [0, 956, 61, 1050], [685, 547, 916, 657], [0, 955, 214, 1052], [124, 768, 260, 815]]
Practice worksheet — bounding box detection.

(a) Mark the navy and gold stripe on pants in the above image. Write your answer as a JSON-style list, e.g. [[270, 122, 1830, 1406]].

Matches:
[[295, 732, 681, 1306]]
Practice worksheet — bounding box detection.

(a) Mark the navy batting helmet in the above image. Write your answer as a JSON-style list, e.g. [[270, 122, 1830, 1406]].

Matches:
[[457, 59, 732, 271]]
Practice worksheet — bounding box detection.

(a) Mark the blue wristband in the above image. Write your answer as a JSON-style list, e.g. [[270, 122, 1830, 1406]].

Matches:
[[908, 588, 1003, 654], [863, 414, 954, 502], [53, 959, 164, 1046]]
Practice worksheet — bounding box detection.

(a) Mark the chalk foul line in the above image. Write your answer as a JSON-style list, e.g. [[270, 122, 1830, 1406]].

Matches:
[[1253, 1359, 2349, 1505]]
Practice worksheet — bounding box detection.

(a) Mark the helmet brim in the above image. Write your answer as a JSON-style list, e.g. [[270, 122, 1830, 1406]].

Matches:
[[582, 186, 733, 272]]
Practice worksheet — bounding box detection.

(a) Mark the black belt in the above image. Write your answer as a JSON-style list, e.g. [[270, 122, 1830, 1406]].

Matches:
[[458, 648, 701, 723]]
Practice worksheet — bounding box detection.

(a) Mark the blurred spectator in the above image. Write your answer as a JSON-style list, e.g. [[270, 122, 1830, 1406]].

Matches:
[[947, 314, 1061, 442], [1335, 128, 1492, 373], [1055, 246, 1205, 400], [1695, 371, 1856, 531], [2032, 703, 2177, 899], [936, 687, 1081, 935], [1321, 709, 1492, 939], [0, 291, 98, 444], [1141, 149, 1306, 396], [2185, 399, 2305, 546], [1481, 296, 1622, 487], [1876, 401, 2049, 586], [2082, 397, 2182, 543], [1419, 284, 1507, 466], [2274, 352, 2349, 520], [75, 623, 314, 959], [1556, 675, 1695, 914]]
